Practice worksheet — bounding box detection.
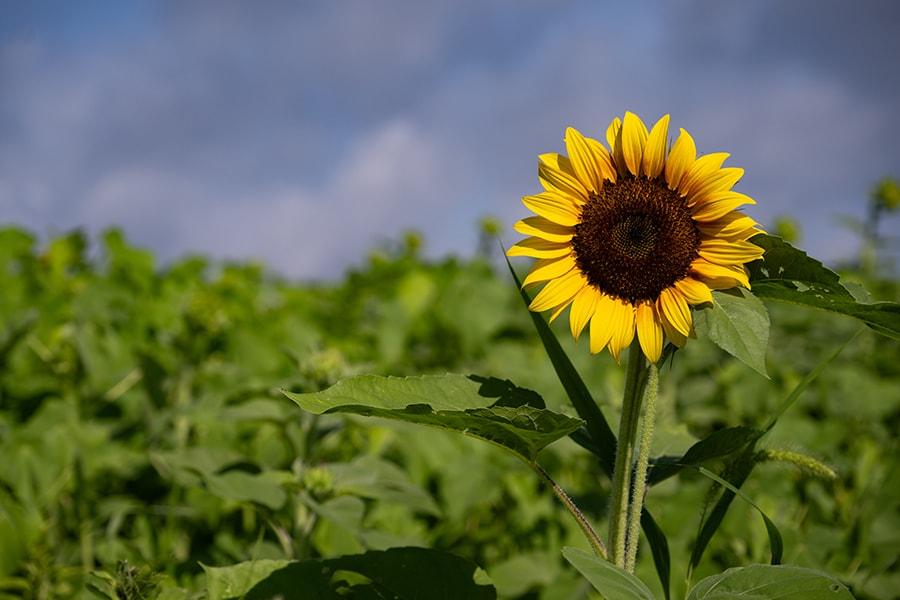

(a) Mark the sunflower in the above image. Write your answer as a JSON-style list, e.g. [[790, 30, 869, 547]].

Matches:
[[508, 112, 765, 363]]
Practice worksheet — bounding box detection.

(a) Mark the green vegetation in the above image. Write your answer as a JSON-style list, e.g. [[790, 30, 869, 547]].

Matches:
[[0, 225, 897, 599]]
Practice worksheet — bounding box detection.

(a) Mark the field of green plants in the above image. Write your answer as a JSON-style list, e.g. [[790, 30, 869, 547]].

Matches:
[[0, 224, 898, 599]]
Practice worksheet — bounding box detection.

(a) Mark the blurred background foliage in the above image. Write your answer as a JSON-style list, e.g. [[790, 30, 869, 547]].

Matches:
[[0, 219, 897, 600]]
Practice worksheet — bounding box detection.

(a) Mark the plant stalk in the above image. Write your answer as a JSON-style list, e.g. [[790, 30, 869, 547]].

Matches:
[[608, 338, 647, 569], [625, 362, 658, 572]]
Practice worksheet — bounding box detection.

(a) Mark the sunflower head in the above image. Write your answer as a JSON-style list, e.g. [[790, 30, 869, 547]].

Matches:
[[508, 112, 765, 364]]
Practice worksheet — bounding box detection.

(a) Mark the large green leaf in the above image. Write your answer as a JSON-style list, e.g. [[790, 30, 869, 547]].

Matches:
[[204, 547, 496, 599], [562, 547, 657, 600], [693, 288, 770, 377], [687, 564, 855, 599], [282, 374, 583, 462], [748, 234, 900, 339]]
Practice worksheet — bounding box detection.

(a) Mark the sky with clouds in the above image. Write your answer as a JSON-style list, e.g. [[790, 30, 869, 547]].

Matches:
[[2, 0, 899, 279]]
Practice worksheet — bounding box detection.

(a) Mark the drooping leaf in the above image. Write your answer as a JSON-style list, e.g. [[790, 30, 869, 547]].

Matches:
[[204, 547, 496, 600], [696, 466, 783, 565], [748, 234, 900, 340], [562, 547, 657, 600], [282, 374, 583, 462], [641, 509, 671, 600], [649, 426, 766, 485], [693, 288, 770, 377], [687, 564, 855, 600]]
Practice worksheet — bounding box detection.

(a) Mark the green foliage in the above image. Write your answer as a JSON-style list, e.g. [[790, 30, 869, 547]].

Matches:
[[202, 547, 495, 599], [1, 226, 898, 599], [686, 564, 854, 600], [283, 374, 584, 462]]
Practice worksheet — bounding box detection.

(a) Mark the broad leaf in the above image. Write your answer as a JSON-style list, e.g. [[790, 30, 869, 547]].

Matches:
[[748, 234, 900, 339], [204, 547, 496, 599], [562, 547, 657, 600], [282, 374, 583, 462], [693, 288, 770, 377], [687, 564, 855, 600]]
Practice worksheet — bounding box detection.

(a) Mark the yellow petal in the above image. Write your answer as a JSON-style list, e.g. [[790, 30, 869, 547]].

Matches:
[[664, 128, 696, 191], [528, 268, 584, 312], [607, 299, 636, 364], [674, 276, 714, 306], [522, 254, 577, 287], [698, 239, 766, 265], [636, 301, 663, 363], [584, 136, 618, 183], [606, 117, 622, 151], [642, 114, 670, 178], [539, 152, 578, 175], [588, 293, 618, 354], [621, 112, 649, 176], [522, 192, 582, 226], [606, 117, 627, 177], [514, 216, 574, 243], [679, 153, 730, 197], [507, 237, 571, 259], [690, 191, 756, 222], [685, 167, 744, 207], [570, 285, 599, 342], [658, 287, 692, 337], [565, 127, 604, 193], [690, 259, 750, 289], [538, 160, 588, 200], [660, 316, 688, 349], [696, 212, 760, 242]]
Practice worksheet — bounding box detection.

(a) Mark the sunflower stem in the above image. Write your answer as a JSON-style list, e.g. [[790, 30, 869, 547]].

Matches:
[[608, 338, 647, 569], [625, 362, 658, 572]]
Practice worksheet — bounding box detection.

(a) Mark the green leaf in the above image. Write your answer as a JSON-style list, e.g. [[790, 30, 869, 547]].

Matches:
[[696, 467, 783, 565], [693, 288, 770, 377], [687, 564, 855, 599], [562, 547, 657, 600], [748, 234, 900, 340], [282, 374, 583, 462], [204, 547, 496, 599], [203, 470, 288, 510], [641, 509, 671, 600], [649, 426, 766, 485]]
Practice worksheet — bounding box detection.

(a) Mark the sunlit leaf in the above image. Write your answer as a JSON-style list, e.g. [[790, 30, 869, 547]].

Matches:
[[748, 234, 900, 339], [693, 288, 770, 377], [282, 374, 583, 462]]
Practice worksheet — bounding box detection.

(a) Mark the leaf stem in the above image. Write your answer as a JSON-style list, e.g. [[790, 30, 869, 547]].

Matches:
[[531, 462, 608, 559], [608, 338, 647, 569]]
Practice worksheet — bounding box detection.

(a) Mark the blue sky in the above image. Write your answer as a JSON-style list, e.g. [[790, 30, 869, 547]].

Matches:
[[2, 1, 899, 278]]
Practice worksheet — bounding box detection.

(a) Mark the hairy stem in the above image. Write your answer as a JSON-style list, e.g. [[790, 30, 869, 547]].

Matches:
[[532, 462, 608, 559], [626, 362, 658, 572], [608, 338, 647, 568]]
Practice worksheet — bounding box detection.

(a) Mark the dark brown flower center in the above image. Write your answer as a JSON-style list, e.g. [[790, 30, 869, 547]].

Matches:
[[571, 176, 701, 303]]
